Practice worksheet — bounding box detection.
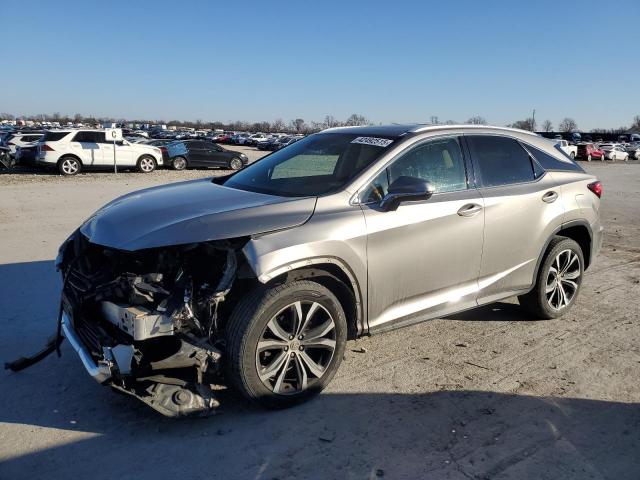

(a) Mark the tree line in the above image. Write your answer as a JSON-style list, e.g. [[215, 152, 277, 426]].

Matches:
[[2, 111, 639, 134]]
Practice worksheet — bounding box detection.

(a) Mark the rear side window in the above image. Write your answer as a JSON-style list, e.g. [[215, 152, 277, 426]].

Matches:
[[526, 144, 584, 172], [43, 131, 70, 142], [467, 135, 536, 187], [73, 131, 106, 143]]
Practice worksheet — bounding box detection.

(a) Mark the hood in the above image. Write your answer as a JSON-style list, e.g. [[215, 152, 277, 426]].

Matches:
[[80, 178, 316, 251]]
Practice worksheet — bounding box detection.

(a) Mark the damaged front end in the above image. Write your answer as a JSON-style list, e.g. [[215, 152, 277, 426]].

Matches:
[[55, 230, 252, 417]]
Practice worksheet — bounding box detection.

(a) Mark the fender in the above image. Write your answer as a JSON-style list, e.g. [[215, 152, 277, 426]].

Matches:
[[243, 251, 366, 336]]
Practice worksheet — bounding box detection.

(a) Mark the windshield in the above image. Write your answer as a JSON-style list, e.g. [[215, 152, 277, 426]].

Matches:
[[223, 133, 398, 197]]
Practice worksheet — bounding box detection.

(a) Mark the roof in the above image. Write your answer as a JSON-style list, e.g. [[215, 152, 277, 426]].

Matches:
[[320, 124, 539, 138]]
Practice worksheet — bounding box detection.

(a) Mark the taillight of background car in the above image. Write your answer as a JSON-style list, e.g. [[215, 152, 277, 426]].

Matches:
[[588, 181, 602, 198]]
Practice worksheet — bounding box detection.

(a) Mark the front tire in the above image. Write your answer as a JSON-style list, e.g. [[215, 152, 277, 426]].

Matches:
[[137, 155, 156, 173], [587, 154, 592, 161], [519, 237, 584, 319], [226, 280, 347, 409], [58, 156, 81, 176]]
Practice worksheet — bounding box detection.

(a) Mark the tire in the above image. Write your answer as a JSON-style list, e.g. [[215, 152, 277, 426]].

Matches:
[[587, 154, 592, 161], [226, 280, 347, 409], [229, 157, 244, 170], [137, 155, 156, 173], [58, 156, 81, 176], [172, 156, 187, 170], [570, 151, 576, 160], [519, 237, 584, 320]]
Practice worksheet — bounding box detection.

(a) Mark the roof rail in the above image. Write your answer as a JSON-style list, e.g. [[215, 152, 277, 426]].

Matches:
[[409, 124, 539, 136]]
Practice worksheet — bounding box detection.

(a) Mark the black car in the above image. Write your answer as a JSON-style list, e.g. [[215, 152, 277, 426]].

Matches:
[[166, 140, 248, 170]]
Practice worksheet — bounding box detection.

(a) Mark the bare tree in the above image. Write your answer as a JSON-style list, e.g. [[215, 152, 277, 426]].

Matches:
[[630, 115, 640, 131], [466, 115, 487, 125], [558, 118, 578, 133], [509, 117, 536, 131], [271, 118, 286, 132], [324, 115, 341, 128], [541, 119, 553, 132], [430, 115, 440, 125], [290, 118, 306, 133], [344, 114, 368, 126]]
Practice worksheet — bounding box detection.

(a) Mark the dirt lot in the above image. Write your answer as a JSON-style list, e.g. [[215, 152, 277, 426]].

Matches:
[[0, 157, 639, 480]]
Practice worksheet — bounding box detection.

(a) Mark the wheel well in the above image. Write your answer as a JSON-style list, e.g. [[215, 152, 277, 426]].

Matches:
[[271, 265, 360, 339], [556, 224, 592, 268], [137, 154, 156, 163]]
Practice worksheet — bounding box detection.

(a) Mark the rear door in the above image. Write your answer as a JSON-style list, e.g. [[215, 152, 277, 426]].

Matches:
[[70, 131, 103, 166], [465, 135, 564, 304], [186, 141, 208, 166]]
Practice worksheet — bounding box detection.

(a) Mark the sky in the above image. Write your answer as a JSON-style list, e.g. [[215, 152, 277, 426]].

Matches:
[[1, 0, 639, 130]]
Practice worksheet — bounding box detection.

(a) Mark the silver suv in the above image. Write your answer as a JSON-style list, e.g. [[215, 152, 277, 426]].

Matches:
[[54, 124, 603, 416]]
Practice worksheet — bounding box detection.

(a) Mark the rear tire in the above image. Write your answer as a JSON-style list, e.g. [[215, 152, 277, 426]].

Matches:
[[570, 151, 575, 160], [225, 280, 347, 409], [172, 156, 187, 170], [58, 156, 81, 176], [587, 154, 592, 161], [519, 237, 584, 319], [137, 155, 156, 173]]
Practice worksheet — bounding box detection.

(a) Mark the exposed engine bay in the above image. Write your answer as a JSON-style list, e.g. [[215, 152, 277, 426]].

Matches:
[[53, 230, 254, 417]]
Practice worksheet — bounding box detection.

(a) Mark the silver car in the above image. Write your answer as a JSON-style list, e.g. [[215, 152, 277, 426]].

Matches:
[[54, 124, 603, 416]]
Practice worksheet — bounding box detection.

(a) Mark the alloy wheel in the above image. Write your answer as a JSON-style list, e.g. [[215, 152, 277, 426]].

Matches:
[[139, 157, 155, 172], [61, 158, 79, 175], [545, 249, 581, 310], [256, 300, 336, 395], [230, 158, 243, 170]]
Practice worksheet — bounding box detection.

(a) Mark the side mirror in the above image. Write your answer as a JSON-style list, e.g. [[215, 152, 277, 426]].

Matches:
[[380, 176, 435, 211]]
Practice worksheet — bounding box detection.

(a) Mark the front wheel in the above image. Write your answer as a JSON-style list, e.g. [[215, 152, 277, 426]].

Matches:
[[519, 237, 584, 319], [587, 154, 592, 161], [225, 280, 347, 408], [229, 157, 244, 170], [137, 155, 156, 173]]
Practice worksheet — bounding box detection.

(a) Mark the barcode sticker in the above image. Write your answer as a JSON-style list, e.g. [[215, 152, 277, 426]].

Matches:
[[351, 137, 393, 147]]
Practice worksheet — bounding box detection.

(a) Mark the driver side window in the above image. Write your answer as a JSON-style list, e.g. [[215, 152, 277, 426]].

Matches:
[[362, 136, 467, 203]]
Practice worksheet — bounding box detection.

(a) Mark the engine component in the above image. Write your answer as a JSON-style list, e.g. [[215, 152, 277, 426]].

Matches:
[[101, 301, 174, 341]]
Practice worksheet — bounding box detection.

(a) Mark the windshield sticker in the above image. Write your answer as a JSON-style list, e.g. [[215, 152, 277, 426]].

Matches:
[[351, 137, 393, 147]]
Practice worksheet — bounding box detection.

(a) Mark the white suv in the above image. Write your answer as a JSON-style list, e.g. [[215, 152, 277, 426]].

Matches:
[[2, 132, 44, 156], [37, 130, 164, 175]]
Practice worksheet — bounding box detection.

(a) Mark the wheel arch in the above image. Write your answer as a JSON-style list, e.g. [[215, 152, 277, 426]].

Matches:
[[532, 220, 593, 285], [256, 258, 365, 339], [58, 153, 83, 165]]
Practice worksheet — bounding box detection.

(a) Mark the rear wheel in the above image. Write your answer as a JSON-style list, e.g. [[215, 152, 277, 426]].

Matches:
[[137, 155, 156, 173], [58, 156, 81, 176], [172, 156, 187, 170], [519, 237, 584, 319], [226, 280, 347, 408], [587, 154, 592, 161], [570, 151, 576, 160], [229, 157, 243, 170]]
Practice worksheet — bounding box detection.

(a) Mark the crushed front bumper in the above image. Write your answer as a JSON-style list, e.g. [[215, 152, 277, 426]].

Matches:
[[60, 311, 112, 383]]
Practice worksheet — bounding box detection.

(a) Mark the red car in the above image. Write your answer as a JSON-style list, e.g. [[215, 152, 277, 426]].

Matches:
[[577, 143, 605, 161]]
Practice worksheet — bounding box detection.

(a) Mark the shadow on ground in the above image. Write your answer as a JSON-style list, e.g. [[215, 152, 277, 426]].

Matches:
[[1, 260, 639, 479]]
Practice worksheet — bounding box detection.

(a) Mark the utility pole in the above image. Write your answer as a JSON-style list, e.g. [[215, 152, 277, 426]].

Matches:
[[532, 109, 536, 131]]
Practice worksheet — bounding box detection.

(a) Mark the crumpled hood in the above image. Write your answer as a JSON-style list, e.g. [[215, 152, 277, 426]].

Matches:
[[80, 178, 316, 251]]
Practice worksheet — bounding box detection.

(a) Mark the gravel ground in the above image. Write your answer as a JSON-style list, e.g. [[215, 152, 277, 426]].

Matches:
[[0, 160, 639, 480]]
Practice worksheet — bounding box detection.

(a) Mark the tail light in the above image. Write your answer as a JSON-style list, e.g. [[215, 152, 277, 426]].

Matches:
[[41, 144, 55, 151], [588, 181, 602, 198]]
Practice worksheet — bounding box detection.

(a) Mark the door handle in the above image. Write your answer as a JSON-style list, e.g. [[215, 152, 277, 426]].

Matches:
[[457, 203, 483, 217], [542, 191, 558, 203]]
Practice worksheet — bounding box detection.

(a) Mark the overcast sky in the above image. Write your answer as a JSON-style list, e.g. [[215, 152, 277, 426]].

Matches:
[[2, 0, 639, 130]]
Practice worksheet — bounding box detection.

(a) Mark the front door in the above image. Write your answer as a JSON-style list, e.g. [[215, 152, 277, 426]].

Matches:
[[362, 136, 485, 331]]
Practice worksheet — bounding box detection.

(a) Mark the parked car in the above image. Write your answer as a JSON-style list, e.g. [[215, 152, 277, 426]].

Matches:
[[622, 142, 640, 159], [599, 144, 629, 161], [54, 124, 602, 416], [15, 142, 39, 166], [273, 136, 302, 150], [245, 133, 269, 146], [166, 140, 248, 170], [256, 137, 280, 150], [0, 145, 13, 169], [555, 139, 577, 159], [231, 133, 251, 145], [36, 129, 164, 175], [576, 143, 606, 161], [1, 132, 44, 156]]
